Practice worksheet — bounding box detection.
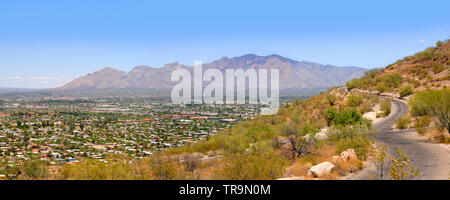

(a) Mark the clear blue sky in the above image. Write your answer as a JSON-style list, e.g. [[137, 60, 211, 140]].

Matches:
[[0, 0, 449, 88]]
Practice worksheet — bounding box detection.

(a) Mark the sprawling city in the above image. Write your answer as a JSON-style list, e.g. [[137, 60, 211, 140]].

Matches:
[[0, 95, 284, 173]]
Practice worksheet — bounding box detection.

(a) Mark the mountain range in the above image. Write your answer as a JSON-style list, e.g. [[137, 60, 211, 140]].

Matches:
[[57, 54, 367, 90]]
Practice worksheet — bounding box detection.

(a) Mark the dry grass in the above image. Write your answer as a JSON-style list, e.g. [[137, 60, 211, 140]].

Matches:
[[196, 159, 221, 180], [282, 144, 363, 179], [315, 145, 336, 163], [320, 171, 341, 180], [284, 161, 312, 177], [331, 158, 363, 176], [425, 128, 450, 144]]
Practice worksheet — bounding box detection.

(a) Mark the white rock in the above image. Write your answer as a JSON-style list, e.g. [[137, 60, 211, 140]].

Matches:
[[340, 149, 357, 161], [316, 128, 328, 140], [307, 162, 335, 178]]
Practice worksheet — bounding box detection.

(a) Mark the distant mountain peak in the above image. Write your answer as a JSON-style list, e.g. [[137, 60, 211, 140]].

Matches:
[[57, 54, 367, 90], [96, 67, 122, 73], [164, 62, 180, 68]]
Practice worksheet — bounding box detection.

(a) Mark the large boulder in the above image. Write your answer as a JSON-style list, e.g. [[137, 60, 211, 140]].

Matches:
[[307, 162, 335, 178], [340, 149, 357, 161]]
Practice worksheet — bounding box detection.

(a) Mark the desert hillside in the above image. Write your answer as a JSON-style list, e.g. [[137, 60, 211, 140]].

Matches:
[[347, 39, 449, 97]]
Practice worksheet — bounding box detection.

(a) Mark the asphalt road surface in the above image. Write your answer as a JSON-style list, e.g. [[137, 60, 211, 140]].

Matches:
[[346, 98, 450, 180]]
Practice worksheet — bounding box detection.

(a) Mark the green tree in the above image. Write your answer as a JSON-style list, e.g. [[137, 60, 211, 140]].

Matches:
[[324, 107, 337, 126]]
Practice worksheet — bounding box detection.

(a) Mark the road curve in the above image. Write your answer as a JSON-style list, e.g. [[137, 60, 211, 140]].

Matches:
[[347, 98, 450, 180]]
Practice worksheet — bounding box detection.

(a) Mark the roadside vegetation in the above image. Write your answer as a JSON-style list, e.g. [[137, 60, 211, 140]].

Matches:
[[409, 88, 450, 143], [372, 145, 420, 180], [395, 115, 411, 130], [346, 39, 449, 144]]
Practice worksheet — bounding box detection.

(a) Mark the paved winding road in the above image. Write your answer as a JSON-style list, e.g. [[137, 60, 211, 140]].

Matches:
[[346, 98, 450, 180]]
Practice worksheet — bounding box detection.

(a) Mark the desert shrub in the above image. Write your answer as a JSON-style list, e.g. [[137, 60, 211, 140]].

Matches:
[[345, 69, 379, 90], [326, 94, 337, 105], [298, 155, 318, 165], [399, 85, 413, 97], [364, 69, 379, 79], [395, 115, 411, 129], [222, 133, 251, 154], [166, 133, 225, 155], [335, 137, 372, 160], [346, 94, 364, 107], [414, 116, 431, 135], [217, 150, 288, 180], [383, 73, 403, 88], [359, 102, 372, 114], [323, 107, 337, 126], [282, 123, 318, 160], [63, 159, 108, 180], [61, 158, 145, 180], [376, 83, 388, 92], [183, 153, 201, 177], [409, 88, 449, 132], [411, 79, 420, 88], [18, 159, 51, 180], [333, 157, 363, 176], [346, 78, 361, 90], [379, 99, 391, 117], [327, 125, 374, 161], [148, 154, 180, 180], [372, 144, 388, 180], [432, 63, 444, 74], [413, 47, 435, 62], [327, 124, 373, 142], [389, 148, 420, 180], [292, 98, 302, 106], [334, 108, 363, 126]]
